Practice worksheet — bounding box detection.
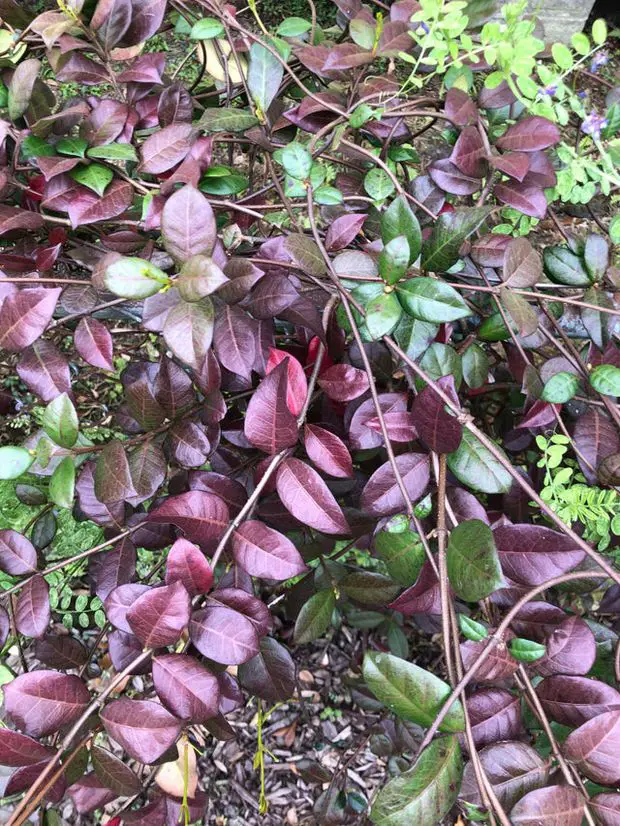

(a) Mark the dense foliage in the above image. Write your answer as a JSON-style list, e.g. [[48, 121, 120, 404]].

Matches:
[[0, 0, 619, 823]]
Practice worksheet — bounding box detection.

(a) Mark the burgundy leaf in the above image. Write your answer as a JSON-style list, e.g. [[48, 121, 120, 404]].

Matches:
[[574, 409, 620, 484], [15, 575, 50, 639], [563, 710, 620, 785], [349, 393, 408, 451], [140, 123, 196, 175], [76, 462, 126, 529], [428, 159, 482, 196], [67, 180, 133, 228], [232, 520, 307, 581], [152, 653, 220, 723], [126, 581, 191, 647], [460, 741, 549, 810], [6, 760, 66, 804], [466, 688, 521, 749], [361, 453, 430, 516], [451, 125, 486, 177], [445, 87, 478, 126], [591, 793, 620, 826], [0, 529, 37, 575], [0, 205, 44, 235], [276, 458, 350, 535], [4, 671, 89, 737], [471, 233, 512, 268], [163, 297, 214, 371], [238, 637, 296, 702], [247, 273, 299, 319], [209, 587, 273, 636], [188, 471, 247, 517], [128, 441, 167, 503], [95, 439, 136, 504], [412, 374, 462, 453], [304, 424, 353, 478], [325, 214, 367, 251], [502, 237, 542, 288], [34, 634, 89, 670], [0, 287, 61, 352], [122, 796, 167, 825], [91, 745, 141, 796], [213, 304, 257, 381], [536, 615, 596, 677], [460, 633, 518, 683], [100, 699, 183, 764], [318, 363, 369, 402], [0, 605, 8, 648], [388, 561, 443, 615], [493, 524, 586, 586], [190, 605, 259, 665], [536, 676, 620, 727], [165, 537, 213, 597], [244, 360, 299, 454], [16, 340, 71, 402], [523, 151, 557, 188], [496, 116, 561, 152], [120, 0, 167, 47], [265, 349, 308, 416], [511, 786, 584, 826], [148, 490, 229, 549], [74, 317, 114, 370], [161, 184, 216, 263], [105, 583, 150, 633], [108, 629, 151, 675], [0, 730, 53, 766], [495, 181, 548, 219], [90, 0, 132, 50], [491, 152, 530, 181], [68, 774, 117, 814]]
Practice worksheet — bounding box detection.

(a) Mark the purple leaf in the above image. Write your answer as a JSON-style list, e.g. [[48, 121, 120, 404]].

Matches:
[[0, 287, 61, 352], [161, 184, 216, 263], [128, 441, 167, 503], [495, 181, 548, 219], [75, 317, 114, 370], [493, 524, 586, 586], [190, 605, 259, 664], [304, 424, 353, 478], [213, 304, 257, 381], [68, 774, 117, 814], [34, 634, 89, 670], [361, 453, 430, 516], [4, 671, 90, 737], [451, 125, 486, 177], [108, 629, 151, 675], [15, 575, 50, 639], [591, 793, 620, 826], [510, 786, 584, 826], [163, 297, 214, 370], [496, 116, 561, 152], [232, 520, 307, 581], [0, 529, 37, 575], [105, 583, 150, 633], [318, 363, 369, 402], [276, 458, 350, 535], [152, 653, 220, 723], [536, 615, 596, 677], [94, 439, 136, 504], [502, 237, 542, 288], [523, 151, 557, 188], [238, 637, 296, 702], [126, 581, 191, 647], [471, 233, 512, 268], [165, 537, 213, 596], [574, 409, 620, 484], [466, 688, 521, 749], [90, 0, 132, 50], [563, 710, 620, 785], [17, 340, 71, 402], [460, 741, 549, 810], [428, 159, 482, 196], [389, 561, 443, 615], [445, 88, 478, 126], [6, 760, 66, 804], [349, 393, 408, 451], [188, 471, 247, 517], [148, 490, 229, 549], [244, 360, 299, 454], [412, 375, 462, 453], [460, 633, 518, 682], [247, 273, 299, 319], [91, 745, 141, 795], [325, 214, 367, 251], [67, 180, 133, 228], [491, 152, 530, 181], [140, 123, 196, 174], [536, 676, 620, 727], [100, 698, 183, 764], [266, 349, 308, 416], [209, 587, 273, 636], [0, 730, 53, 766]]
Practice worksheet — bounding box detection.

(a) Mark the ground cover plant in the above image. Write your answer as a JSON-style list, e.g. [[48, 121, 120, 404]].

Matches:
[[0, 0, 619, 823]]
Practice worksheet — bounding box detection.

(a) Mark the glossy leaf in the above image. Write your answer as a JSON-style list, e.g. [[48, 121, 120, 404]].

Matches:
[[397, 278, 471, 323], [447, 430, 512, 494], [42, 392, 78, 448], [152, 653, 220, 723], [244, 360, 299, 453], [294, 589, 336, 644], [0, 529, 37, 575], [510, 786, 584, 826], [190, 605, 259, 664], [446, 519, 504, 601], [4, 671, 89, 737], [161, 185, 216, 263], [460, 741, 549, 810], [536, 676, 620, 727], [126, 582, 191, 647], [421, 207, 492, 272], [232, 520, 306, 581], [493, 524, 585, 587], [304, 424, 353, 479], [165, 538, 213, 597], [15, 575, 50, 639], [100, 699, 183, 765], [149, 491, 229, 549], [361, 453, 430, 516], [276, 458, 350, 534]]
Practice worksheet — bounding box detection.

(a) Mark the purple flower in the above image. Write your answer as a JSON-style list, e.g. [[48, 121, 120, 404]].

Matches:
[[581, 111, 608, 139], [538, 84, 558, 97], [415, 22, 430, 35], [591, 51, 609, 73], [577, 90, 587, 99]]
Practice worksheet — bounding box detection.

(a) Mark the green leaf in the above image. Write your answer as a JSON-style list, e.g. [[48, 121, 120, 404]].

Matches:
[[314, 185, 343, 205], [370, 737, 463, 826], [190, 17, 225, 39], [592, 19, 607, 45], [197, 107, 260, 133], [86, 143, 138, 162], [366, 291, 403, 339], [458, 614, 488, 642], [543, 246, 591, 287], [447, 430, 513, 494], [248, 42, 284, 115], [0, 446, 34, 479], [276, 17, 312, 37], [56, 137, 88, 158], [294, 590, 336, 644], [393, 315, 438, 360], [350, 103, 374, 128], [382, 195, 422, 265], [418, 343, 463, 390], [462, 343, 488, 389], [49, 456, 75, 509], [350, 17, 376, 49], [379, 236, 410, 286], [610, 215, 620, 245], [397, 277, 471, 323], [363, 652, 465, 731], [551, 43, 573, 70], [69, 163, 113, 196], [571, 32, 590, 55], [103, 256, 171, 299], [590, 364, 620, 397], [199, 170, 247, 195], [42, 393, 79, 448], [364, 168, 395, 201], [422, 207, 492, 272], [21, 136, 54, 159], [374, 523, 425, 586], [509, 638, 546, 662], [446, 519, 504, 601], [478, 311, 509, 341], [542, 371, 580, 403], [276, 141, 312, 180], [340, 572, 401, 606]]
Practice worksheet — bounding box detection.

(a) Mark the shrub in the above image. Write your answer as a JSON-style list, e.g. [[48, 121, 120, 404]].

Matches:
[[0, 0, 619, 824]]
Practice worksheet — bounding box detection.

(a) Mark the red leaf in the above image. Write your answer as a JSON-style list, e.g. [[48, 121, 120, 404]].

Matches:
[[304, 424, 353, 478], [152, 653, 220, 723], [494, 524, 586, 586], [4, 671, 90, 737], [244, 360, 299, 454], [266, 349, 308, 416], [232, 520, 307, 581], [161, 184, 216, 263], [140, 123, 196, 174], [429, 159, 482, 196], [100, 698, 183, 764], [412, 375, 462, 453], [67, 180, 133, 227], [190, 605, 259, 664], [563, 710, 620, 785], [105, 584, 151, 633], [0, 287, 61, 352], [126, 581, 191, 647], [491, 152, 530, 181], [536, 615, 596, 677], [213, 304, 257, 381], [0, 730, 53, 767], [318, 363, 369, 402], [495, 181, 548, 219], [15, 575, 50, 639], [361, 453, 430, 516], [16, 340, 71, 402], [365, 410, 418, 442], [34, 634, 89, 670], [536, 675, 620, 727], [451, 125, 486, 177], [276, 458, 350, 535], [495, 116, 561, 152], [444, 88, 478, 126], [389, 561, 443, 615], [148, 490, 229, 550], [165, 537, 213, 596], [325, 214, 367, 251], [0, 529, 37, 575], [75, 317, 114, 370]]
